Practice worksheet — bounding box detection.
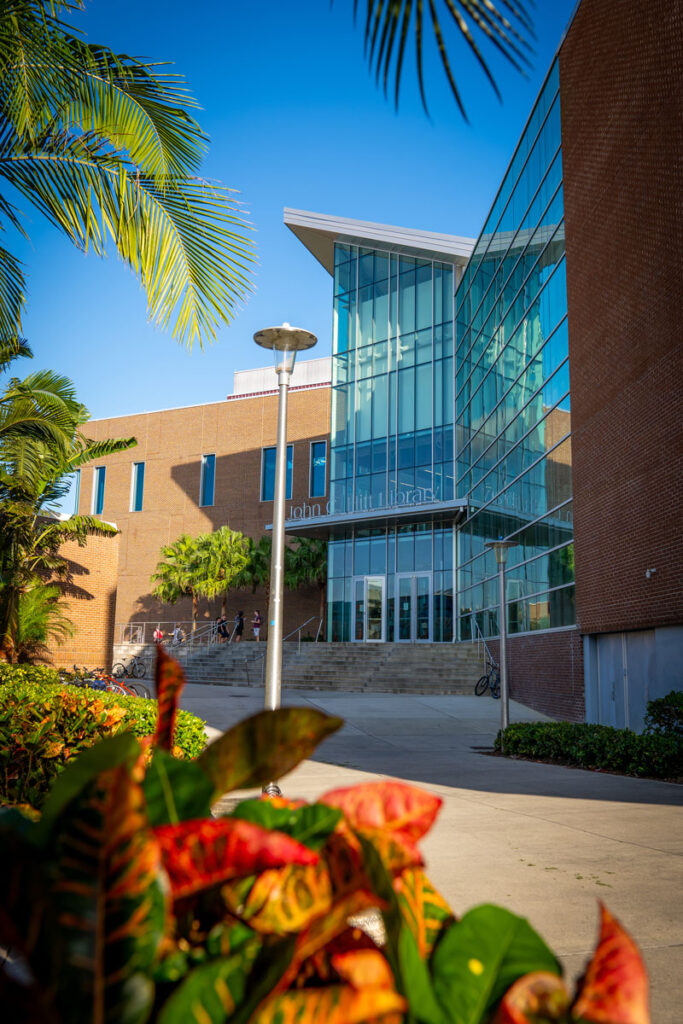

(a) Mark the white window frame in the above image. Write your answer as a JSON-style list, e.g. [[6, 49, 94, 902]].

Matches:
[[130, 461, 145, 512], [92, 466, 106, 515]]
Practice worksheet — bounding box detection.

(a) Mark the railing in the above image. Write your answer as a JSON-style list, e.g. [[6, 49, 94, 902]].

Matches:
[[115, 618, 236, 655], [243, 616, 323, 687], [473, 619, 497, 670]]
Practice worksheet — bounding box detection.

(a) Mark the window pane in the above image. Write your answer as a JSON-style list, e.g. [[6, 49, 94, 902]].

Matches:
[[93, 466, 106, 516], [131, 462, 145, 512], [261, 446, 293, 501], [310, 441, 327, 498], [200, 454, 215, 506]]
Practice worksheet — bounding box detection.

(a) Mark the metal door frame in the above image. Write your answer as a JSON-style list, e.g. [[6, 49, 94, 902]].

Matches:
[[351, 575, 386, 642], [395, 572, 433, 643]]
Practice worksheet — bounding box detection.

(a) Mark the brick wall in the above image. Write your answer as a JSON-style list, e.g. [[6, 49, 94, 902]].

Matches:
[[560, 0, 683, 635], [488, 627, 584, 722], [49, 533, 120, 670], [78, 387, 330, 640]]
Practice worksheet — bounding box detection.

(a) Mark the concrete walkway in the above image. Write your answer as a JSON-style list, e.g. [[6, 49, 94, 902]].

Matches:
[[180, 684, 683, 1022]]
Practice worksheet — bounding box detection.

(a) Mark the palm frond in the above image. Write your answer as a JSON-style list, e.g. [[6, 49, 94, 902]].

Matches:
[[351, 0, 535, 114], [0, 244, 26, 343], [0, 129, 254, 347], [0, 335, 32, 373]]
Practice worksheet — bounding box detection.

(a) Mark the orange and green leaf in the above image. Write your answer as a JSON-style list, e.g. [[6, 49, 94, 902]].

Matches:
[[492, 971, 570, 1023], [251, 984, 407, 1024], [394, 867, 455, 958], [197, 707, 343, 799], [331, 948, 395, 990], [156, 941, 261, 1024], [154, 647, 186, 751], [154, 817, 318, 900], [321, 781, 442, 843], [234, 860, 333, 934], [571, 903, 650, 1024]]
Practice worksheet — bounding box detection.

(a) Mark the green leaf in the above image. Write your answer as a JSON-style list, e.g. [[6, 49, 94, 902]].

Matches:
[[197, 708, 343, 799], [37, 731, 140, 840], [228, 937, 297, 1024], [431, 904, 561, 1024], [229, 798, 342, 850], [206, 921, 259, 958], [143, 748, 214, 826], [157, 941, 260, 1024], [356, 833, 445, 1024]]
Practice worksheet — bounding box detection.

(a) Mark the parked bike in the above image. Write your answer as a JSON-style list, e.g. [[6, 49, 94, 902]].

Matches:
[[475, 657, 500, 699]]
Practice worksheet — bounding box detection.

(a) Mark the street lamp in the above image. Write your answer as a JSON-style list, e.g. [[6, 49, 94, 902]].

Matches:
[[254, 322, 317, 794], [486, 538, 513, 735]]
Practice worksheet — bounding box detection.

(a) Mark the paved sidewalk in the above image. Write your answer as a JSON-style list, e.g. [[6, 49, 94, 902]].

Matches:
[[181, 684, 683, 1022]]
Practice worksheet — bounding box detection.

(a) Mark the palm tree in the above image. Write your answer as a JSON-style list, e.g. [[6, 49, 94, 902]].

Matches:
[[0, 369, 136, 659], [151, 534, 214, 631], [233, 535, 275, 611], [0, 0, 253, 350], [202, 526, 251, 617], [13, 583, 74, 664], [286, 538, 328, 631]]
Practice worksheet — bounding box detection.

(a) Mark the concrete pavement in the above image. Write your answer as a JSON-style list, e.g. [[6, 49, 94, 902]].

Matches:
[[180, 684, 683, 1022]]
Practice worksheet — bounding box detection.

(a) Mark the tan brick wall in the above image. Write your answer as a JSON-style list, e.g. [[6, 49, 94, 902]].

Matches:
[[559, 0, 683, 635], [78, 387, 331, 640], [49, 533, 120, 670]]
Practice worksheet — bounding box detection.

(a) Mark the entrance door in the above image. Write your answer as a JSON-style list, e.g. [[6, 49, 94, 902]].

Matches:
[[396, 574, 432, 642], [352, 576, 386, 642]]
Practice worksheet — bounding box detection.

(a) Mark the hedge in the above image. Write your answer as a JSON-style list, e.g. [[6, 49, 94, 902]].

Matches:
[[0, 678, 207, 808], [644, 690, 683, 736], [494, 720, 683, 781]]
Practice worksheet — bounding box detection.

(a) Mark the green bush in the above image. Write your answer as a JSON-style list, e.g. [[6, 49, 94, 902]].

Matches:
[[0, 679, 206, 808], [0, 663, 60, 687], [644, 689, 683, 736], [495, 720, 683, 780]]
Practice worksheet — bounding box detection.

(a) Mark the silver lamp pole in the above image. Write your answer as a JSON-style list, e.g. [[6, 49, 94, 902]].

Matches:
[[486, 539, 513, 735], [254, 323, 317, 794]]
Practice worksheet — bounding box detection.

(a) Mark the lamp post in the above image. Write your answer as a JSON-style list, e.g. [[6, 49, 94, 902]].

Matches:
[[486, 539, 513, 734], [254, 323, 317, 793]]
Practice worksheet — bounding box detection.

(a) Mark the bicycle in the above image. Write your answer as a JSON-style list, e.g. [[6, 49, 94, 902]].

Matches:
[[475, 657, 501, 699], [111, 655, 147, 680], [63, 665, 151, 699]]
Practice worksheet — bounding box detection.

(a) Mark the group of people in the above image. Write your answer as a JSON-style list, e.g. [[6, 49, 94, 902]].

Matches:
[[151, 609, 264, 647], [213, 609, 263, 643]]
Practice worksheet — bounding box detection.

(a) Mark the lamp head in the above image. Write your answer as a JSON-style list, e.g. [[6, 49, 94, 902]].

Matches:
[[253, 322, 317, 374], [486, 537, 514, 566]]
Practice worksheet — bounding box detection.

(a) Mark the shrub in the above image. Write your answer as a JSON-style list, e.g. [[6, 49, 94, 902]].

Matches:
[[0, 679, 206, 808], [0, 648, 649, 1024], [644, 689, 683, 736], [495, 720, 683, 780], [0, 663, 60, 687]]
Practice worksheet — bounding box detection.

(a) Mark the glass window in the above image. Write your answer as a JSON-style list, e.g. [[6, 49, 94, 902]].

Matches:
[[72, 468, 81, 514], [130, 462, 145, 512], [261, 445, 293, 501], [92, 466, 106, 516], [199, 454, 216, 507], [310, 441, 327, 498]]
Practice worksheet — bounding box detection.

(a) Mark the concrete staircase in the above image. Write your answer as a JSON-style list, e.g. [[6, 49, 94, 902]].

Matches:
[[182, 641, 485, 694]]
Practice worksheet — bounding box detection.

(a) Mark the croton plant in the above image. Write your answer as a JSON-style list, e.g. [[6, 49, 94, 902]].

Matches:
[[0, 648, 649, 1023]]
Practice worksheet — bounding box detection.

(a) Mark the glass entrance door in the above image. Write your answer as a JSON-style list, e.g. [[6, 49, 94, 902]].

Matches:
[[396, 574, 432, 642], [352, 576, 386, 642]]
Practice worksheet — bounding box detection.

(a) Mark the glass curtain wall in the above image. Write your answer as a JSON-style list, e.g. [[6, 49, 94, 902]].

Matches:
[[455, 60, 574, 640], [330, 245, 454, 514]]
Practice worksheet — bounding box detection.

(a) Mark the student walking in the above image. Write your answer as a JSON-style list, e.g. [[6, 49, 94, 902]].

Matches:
[[234, 610, 244, 642]]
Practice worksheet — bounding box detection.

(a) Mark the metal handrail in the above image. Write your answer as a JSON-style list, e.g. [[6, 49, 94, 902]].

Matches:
[[473, 618, 497, 670], [241, 615, 323, 686]]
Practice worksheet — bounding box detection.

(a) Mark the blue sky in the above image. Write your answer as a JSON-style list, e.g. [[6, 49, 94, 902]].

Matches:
[[11, 0, 576, 430]]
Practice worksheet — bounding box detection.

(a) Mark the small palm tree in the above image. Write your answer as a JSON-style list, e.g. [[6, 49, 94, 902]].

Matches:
[[151, 534, 213, 632], [202, 526, 251, 618], [13, 584, 74, 664], [286, 538, 328, 632]]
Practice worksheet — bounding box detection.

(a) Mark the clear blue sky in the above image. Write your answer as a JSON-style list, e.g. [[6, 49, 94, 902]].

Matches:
[[12, 0, 576, 429]]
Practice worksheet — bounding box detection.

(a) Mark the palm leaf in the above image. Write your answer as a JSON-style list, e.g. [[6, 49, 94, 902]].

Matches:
[[351, 0, 534, 115]]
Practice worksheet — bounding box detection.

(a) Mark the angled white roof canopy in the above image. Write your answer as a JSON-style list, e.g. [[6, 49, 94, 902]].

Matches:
[[284, 208, 475, 275]]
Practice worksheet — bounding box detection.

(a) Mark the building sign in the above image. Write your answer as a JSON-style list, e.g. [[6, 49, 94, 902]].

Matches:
[[288, 486, 436, 521]]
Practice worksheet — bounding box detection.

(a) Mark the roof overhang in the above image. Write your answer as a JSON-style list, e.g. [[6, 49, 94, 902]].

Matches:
[[269, 498, 469, 539], [284, 208, 475, 276]]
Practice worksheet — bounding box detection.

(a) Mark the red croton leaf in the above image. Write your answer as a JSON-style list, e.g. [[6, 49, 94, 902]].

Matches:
[[321, 781, 442, 843], [331, 949, 395, 991], [154, 817, 318, 900], [571, 903, 650, 1024], [492, 972, 570, 1023], [252, 984, 407, 1024], [153, 647, 185, 750]]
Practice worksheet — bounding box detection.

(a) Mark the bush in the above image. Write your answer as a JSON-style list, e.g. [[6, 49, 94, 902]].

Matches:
[[495, 720, 683, 780], [0, 679, 206, 808], [0, 663, 60, 687], [644, 689, 683, 736]]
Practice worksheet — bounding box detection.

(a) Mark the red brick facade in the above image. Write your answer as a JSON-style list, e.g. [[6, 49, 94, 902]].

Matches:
[[488, 628, 585, 722], [78, 386, 331, 640], [560, 0, 683, 636]]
